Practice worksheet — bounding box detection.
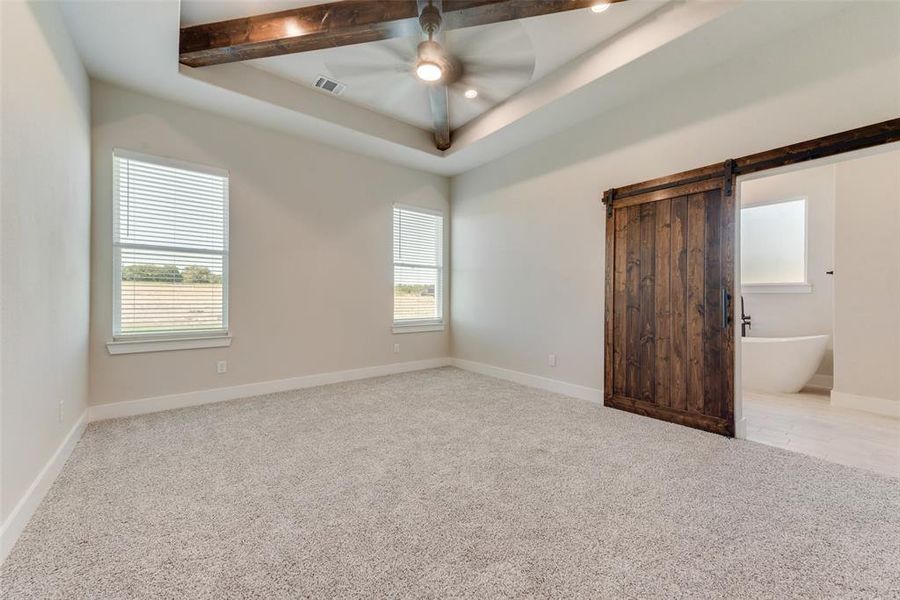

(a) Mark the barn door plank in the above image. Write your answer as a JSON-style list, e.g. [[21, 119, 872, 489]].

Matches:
[[605, 205, 615, 403], [639, 203, 657, 402], [703, 189, 724, 418], [669, 197, 688, 412], [613, 209, 627, 396], [720, 185, 736, 424], [625, 205, 641, 398], [654, 199, 672, 408], [685, 193, 706, 415]]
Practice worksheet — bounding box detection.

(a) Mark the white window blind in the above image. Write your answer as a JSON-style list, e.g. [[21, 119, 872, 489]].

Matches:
[[113, 150, 229, 339], [393, 205, 443, 324]]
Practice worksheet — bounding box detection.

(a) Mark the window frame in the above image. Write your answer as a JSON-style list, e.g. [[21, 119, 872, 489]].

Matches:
[[108, 149, 231, 354], [392, 203, 445, 333], [740, 195, 812, 294]]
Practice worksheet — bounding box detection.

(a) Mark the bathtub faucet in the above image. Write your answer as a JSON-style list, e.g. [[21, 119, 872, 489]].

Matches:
[[740, 296, 752, 337]]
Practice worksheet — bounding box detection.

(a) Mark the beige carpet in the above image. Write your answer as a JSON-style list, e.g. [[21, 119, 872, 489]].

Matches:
[[2, 367, 898, 599]]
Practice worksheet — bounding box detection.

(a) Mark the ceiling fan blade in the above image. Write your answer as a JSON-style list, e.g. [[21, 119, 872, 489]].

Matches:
[[372, 36, 419, 64], [447, 24, 527, 59], [463, 59, 535, 79], [382, 76, 424, 108], [326, 62, 409, 81]]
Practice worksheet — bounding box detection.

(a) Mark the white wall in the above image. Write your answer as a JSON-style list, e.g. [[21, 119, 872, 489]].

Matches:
[[739, 164, 835, 377], [450, 4, 900, 392], [1, 0, 91, 532], [89, 82, 450, 407], [832, 149, 900, 412]]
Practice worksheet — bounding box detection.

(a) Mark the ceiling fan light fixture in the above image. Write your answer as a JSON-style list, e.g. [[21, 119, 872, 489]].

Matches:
[[590, 1, 611, 13], [416, 61, 443, 82], [464, 89, 478, 99]]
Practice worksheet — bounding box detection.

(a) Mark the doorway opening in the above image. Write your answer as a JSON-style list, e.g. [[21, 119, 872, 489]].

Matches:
[[734, 142, 900, 478]]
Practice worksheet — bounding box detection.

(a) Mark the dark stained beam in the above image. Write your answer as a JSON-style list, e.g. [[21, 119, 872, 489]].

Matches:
[[180, 1, 421, 68], [441, 0, 624, 30], [610, 118, 900, 201], [180, 0, 628, 67], [428, 85, 451, 151], [734, 117, 900, 175]]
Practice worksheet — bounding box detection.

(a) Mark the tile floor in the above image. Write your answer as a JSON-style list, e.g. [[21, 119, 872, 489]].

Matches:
[[742, 386, 900, 478]]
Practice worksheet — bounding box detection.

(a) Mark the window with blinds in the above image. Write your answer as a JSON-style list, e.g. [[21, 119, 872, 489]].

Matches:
[[113, 150, 229, 339], [393, 205, 443, 325]]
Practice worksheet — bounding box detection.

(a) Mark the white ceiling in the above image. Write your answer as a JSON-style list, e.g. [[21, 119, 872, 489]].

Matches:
[[180, 0, 667, 130], [59, 0, 852, 176]]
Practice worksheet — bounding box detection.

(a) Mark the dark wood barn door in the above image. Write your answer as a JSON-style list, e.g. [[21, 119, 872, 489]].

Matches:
[[604, 174, 735, 435], [600, 119, 900, 436]]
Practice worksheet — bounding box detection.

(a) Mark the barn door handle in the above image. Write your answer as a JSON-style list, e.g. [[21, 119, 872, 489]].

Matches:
[[722, 289, 732, 330]]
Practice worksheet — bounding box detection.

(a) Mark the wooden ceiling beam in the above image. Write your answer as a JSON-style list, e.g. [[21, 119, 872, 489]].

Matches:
[[181, 1, 420, 68], [180, 0, 626, 67]]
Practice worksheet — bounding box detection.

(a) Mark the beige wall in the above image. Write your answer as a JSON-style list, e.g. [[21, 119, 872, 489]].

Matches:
[[450, 4, 900, 391], [740, 164, 835, 377], [833, 149, 900, 406], [89, 82, 450, 406], [1, 2, 91, 523]]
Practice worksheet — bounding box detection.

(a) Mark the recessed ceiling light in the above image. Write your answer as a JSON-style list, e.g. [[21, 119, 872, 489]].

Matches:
[[416, 62, 443, 82], [591, 2, 611, 13], [464, 89, 478, 99]]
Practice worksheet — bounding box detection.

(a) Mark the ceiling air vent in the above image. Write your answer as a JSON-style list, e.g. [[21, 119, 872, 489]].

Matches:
[[313, 75, 346, 96]]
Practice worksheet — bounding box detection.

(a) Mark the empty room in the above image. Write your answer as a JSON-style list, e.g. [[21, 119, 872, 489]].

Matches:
[[1, 0, 898, 598]]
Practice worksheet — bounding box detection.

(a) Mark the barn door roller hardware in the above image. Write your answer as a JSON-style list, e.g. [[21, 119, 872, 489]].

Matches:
[[723, 158, 736, 196], [602, 188, 617, 218]]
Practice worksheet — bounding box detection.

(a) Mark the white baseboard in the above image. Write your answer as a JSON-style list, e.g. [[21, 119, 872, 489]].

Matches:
[[0, 410, 88, 564], [734, 417, 747, 439], [450, 358, 603, 403], [830, 390, 900, 419], [808, 374, 834, 389], [90, 357, 452, 421]]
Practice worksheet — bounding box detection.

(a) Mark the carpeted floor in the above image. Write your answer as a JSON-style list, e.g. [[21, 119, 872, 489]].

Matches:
[[2, 367, 899, 599]]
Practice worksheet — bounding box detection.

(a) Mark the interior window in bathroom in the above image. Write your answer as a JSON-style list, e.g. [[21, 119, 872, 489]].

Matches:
[[741, 197, 807, 285]]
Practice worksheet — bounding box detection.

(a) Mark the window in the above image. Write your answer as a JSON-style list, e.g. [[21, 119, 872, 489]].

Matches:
[[740, 197, 809, 292], [111, 150, 229, 351], [393, 205, 444, 331]]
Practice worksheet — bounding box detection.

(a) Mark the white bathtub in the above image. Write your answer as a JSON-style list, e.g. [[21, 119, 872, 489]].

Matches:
[[741, 335, 830, 393]]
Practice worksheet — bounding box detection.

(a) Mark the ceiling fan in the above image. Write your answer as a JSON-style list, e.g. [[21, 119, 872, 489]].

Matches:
[[179, 0, 629, 150], [325, 0, 536, 151]]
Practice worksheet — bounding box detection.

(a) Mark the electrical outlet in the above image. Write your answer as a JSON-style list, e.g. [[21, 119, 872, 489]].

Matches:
[[58, 400, 64, 423], [548, 354, 557, 367], [217, 360, 227, 374], [393, 343, 400, 354]]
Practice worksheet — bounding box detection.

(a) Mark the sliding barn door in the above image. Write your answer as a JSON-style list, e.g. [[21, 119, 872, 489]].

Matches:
[[604, 176, 735, 435]]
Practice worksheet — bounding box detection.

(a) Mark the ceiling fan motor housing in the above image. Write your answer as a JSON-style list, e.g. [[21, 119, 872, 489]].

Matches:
[[417, 40, 462, 84]]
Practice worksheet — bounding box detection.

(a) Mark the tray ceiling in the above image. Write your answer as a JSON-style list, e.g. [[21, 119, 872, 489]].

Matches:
[[180, 0, 667, 131], [60, 0, 853, 175]]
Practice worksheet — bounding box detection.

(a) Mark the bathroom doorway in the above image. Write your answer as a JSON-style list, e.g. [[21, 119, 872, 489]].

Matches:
[[735, 143, 900, 477]]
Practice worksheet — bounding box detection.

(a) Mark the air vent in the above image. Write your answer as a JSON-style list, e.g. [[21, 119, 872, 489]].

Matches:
[[313, 75, 346, 96]]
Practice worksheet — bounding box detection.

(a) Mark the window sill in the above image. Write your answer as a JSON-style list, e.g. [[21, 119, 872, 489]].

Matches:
[[392, 323, 446, 334], [741, 283, 813, 294], [107, 334, 232, 355]]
